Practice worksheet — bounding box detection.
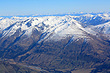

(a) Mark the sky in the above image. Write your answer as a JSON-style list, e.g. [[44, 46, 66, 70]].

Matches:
[[0, 0, 110, 16]]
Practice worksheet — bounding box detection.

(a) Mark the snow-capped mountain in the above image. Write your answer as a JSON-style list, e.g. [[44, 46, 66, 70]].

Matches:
[[0, 13, 110, 72], [0, 16, 94, 43], [73, 13, 110, 27], [0, 13, 110, 42]]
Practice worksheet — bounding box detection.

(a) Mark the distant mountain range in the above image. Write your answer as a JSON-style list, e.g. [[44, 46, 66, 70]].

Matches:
[[1, 12, 110, 17], [0, 12, 110, 73]]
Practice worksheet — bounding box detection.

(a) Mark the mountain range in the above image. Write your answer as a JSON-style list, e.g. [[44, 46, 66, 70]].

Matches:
[[0, 13, 110, 73]]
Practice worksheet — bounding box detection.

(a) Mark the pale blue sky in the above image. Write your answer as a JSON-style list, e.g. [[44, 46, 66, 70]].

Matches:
[[0, 0, 110, 16]]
